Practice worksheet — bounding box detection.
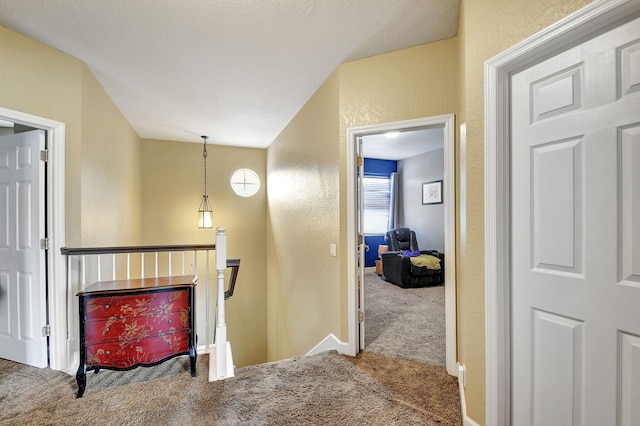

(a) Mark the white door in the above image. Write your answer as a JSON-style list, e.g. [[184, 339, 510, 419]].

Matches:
[[0, 129, 47, 368], [357, 136, 366, 350], [511, 17, 640, 425]]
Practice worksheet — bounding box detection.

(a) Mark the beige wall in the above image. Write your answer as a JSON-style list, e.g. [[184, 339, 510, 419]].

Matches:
[[266, 71, 341, 360], [0, 22, 267, 369], [456, 0, 591, 423], [141, 139, 268, 367], [338, 38, 459, 338], [2, 2, 598, 418], [268, 3, 593, 420], [81, 68, 142, 246], [0, 24, 141, 247], [0, 25, 83, 245], [266, 39, 458, 359]]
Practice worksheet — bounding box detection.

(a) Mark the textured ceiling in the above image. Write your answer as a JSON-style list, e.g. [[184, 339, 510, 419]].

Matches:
[[0, 0, 460, 148], [363, 127, 443, 161]]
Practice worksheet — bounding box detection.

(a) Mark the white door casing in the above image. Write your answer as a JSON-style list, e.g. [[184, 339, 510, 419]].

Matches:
[[485, 1, 640, 425], [357, 136, 366, 351], [0, 130, 47, 368]]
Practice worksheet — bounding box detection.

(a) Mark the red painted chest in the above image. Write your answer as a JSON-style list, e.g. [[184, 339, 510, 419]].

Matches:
[[75, 276, 197, 397]]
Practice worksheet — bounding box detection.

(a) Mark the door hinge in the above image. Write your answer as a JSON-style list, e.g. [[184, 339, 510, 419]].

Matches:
[[358, 311, 364, 322], [357, 156, 363, 167], [357, 234, 364, 245], [40, 150, 49, 162], [42, 324, 51, 337], [40, 238, 49, 250]]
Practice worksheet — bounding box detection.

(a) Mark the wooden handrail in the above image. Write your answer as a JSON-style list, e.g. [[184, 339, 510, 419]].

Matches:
[[225, 258, 241, 300], [60, 244, 217, 256], [58, 228, 237, 380], [60, 244, 240, 300]]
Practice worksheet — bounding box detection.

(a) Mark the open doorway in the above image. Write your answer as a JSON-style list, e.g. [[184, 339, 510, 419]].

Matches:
[[360, 127, 446, 365], [347, 114, 457, 376]]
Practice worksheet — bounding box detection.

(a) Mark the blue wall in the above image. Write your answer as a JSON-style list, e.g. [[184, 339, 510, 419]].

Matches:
[[365, 235, 387, 268], [363, 158, 397, 267], [364, 158, 397, 176]]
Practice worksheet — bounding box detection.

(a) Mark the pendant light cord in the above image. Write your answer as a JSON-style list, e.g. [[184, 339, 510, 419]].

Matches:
[[202, 136, 208, 197]]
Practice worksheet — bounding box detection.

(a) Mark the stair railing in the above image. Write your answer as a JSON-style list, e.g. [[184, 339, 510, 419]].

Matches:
[[60, 227, 239, 380]]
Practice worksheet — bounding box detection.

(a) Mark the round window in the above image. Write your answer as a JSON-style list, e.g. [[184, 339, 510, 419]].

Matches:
[[230, 168, 260, 197]]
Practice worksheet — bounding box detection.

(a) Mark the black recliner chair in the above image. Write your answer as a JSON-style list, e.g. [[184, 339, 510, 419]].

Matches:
[[381, 227, 444, 288]]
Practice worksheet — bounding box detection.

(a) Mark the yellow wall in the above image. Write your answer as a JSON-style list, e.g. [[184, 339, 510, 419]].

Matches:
[[266, 39, 458, 359], [268, 2, 593, 420], [2, 2, 598, 418], [338, 38, 459, 338], [0, 25, 141, 247], [0, 25, 83, 245], [456, 0, 591, 422], [0, 22, 267, 369], [266, 71, 341, 360], [141, 139, 268, 367], [81, 68, 142, 246]]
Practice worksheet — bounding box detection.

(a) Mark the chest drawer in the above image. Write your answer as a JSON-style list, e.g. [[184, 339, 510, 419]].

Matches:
[[84, 309, 190, 343], [85, 331, 190, 368], [83, 289, 188, 321]]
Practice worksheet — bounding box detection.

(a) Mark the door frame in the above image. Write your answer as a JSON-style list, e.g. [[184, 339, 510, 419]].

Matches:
[[347, 114, 457, 376], [0, 107, 67, 371], [484, 1, 640, 424]]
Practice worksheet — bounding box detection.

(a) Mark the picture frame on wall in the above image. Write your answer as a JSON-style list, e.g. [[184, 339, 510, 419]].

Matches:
[[422, 180, 443, 205]]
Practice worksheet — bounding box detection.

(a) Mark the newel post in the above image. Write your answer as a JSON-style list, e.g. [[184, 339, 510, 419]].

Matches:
[[209, 227, 235, 381]]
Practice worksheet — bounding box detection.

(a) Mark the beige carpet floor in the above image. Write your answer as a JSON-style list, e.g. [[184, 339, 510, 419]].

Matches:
[[364, 267, 446, 366], [0, 351, 461, 425], [1, 269, 460, 425]]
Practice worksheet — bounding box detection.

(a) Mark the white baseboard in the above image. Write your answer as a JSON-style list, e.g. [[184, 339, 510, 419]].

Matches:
[[306, 333, 350, 356], [459, 365, 481, 426], [197, 344, 212, 354]]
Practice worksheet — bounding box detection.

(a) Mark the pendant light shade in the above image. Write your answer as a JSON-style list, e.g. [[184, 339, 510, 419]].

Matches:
[[198, 195, 213, 229], [198, 135, 213, 229]]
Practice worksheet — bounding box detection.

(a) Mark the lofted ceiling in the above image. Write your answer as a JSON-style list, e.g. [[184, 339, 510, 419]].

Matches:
[[0, 0, 460, 148]]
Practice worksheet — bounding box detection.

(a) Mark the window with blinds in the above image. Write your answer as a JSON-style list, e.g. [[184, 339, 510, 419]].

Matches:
[[362, 176, 390, 235]]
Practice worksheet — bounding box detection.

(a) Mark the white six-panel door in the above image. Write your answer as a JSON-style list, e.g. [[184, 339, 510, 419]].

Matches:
[[511, 16, 640, 426], [0, 130, 47, 368]]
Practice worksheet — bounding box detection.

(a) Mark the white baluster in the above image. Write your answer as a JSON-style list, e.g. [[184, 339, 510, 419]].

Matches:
[[81, 255, 86, 290], [97, 255, 101, 282], [209, 227, 234, 381]]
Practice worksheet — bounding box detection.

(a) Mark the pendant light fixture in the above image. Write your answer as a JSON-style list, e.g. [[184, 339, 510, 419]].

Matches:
[[198, 135, 213, 228]]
